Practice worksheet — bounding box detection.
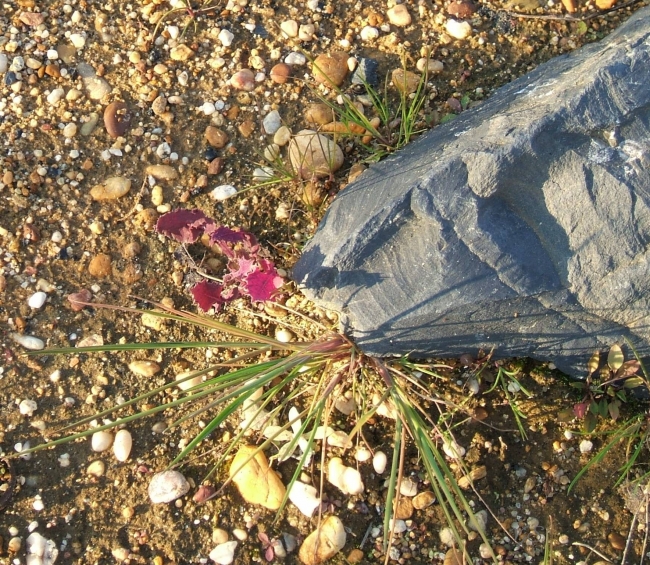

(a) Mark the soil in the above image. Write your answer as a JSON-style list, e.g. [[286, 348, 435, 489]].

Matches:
[[1, 0, 649, 564]]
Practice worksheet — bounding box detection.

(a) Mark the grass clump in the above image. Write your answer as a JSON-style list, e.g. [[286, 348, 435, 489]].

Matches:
[[21, 296, 498, 564]]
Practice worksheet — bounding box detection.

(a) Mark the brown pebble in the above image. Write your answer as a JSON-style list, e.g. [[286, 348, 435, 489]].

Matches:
[[19, 11, 45, 26], [204, 126, 229, 148], [207, 157, 224, 175], [45, 64, 61, 78], [392, 68, 421, 95], [88, 254, 112, 278], [412, 490, 435, 510], [104, 101, 132, 138], [123, 242, 141, 259], [270, 63, 291, 84], [473, 406, 488, 420], [305, 103, 335, 125], [608, 532, 626, 550], [347, 549, 364, 563], [312, 52, 349, 87], [393, 497, 414, 519], [133, 209, 159, 230], [193, 484, 216, 503], [447, 0, 478, 18], [238, 120, 255, 138]]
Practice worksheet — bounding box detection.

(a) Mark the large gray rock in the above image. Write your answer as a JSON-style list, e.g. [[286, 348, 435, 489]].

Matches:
[[293, 7, 650, 377]]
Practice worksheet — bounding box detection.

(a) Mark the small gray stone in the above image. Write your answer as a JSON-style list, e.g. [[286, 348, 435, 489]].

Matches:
[[263, 110, 282, 135]]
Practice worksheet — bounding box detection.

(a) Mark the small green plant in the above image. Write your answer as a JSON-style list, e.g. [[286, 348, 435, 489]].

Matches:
[[150, 0, 219, 45], [562, 344, 644, 433], [566, 343, 650, 492]]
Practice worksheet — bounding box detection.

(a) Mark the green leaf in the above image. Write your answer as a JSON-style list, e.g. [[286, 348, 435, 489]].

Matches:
[[440, 114, 456, 124], [576, 20, 588, 36], [607, 344, 624, 371], [623, 376, 646, 389], [569, 381, 586, 390], [589, 401, 599, 415], [584, 412, 597, 433], [587, 351, 600, 375], [460, 94, 471, 110], [598, 399, 609, 418], [616, 389, 627, 402]]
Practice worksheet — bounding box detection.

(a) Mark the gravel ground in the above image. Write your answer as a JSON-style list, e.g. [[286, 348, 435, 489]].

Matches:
[[1, 0, 649, 564]]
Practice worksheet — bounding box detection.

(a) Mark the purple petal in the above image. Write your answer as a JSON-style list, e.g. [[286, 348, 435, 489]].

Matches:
[[243, 269, 284, 302], [155, 209, 215, 243], [190, 280, 226, 311]]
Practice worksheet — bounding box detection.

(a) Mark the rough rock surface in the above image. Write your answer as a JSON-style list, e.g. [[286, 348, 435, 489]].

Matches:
[[293, 7, 650, 377]]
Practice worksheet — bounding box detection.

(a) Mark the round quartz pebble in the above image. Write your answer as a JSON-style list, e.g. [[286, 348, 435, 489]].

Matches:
[[209, 541, 238, 565], [28, 291, 47, 309], [218, 29, 234, 47], [285, 52, 306, 65], [91, 430, 114, 452], [355, 447, 372, 462], [210, 185, 237, 201], [373, 451, 387, 474], [360, 26, 379, 41], [19, 399, 38, 416], [399, 477, 418, 496], [148, 470, 190, 503], [113, 429, 133, 462], [47, 88, 65, 105], [263, 110, 282, 135], [63, 123, 77, 138], [445, 19, 472, 39]]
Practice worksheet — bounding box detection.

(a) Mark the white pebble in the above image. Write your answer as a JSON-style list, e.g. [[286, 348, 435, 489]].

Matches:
[[200, 101, 216, 115], [0, 53, 7, 73], [47, 88, 65, 106], [579, 439, 593, 454], [87, 460, 105, 477], [360, 26, 379, 41], [167, 25, 180, 40], [218, 29, 234, 47], [148, 470, 190, 503], [445, 19, 472, 40], [275, 328, 294, 343], [113, 429, 133, 462], [46, 49, 59, 60], [51, 230, 63, 243], [26, 532, 58, 565], [284, 52, 306, 66], [28, 291, 47, 309], [210, 185, 238, 201], [443, 439, 466, 459], [390, 519, 407, 534], [373, 451, 387, 474], [91, 430, 113, 452], [355, 447, 372, 462], [10, 333, 45, 350], [70, 33, 86, 48], [33, 498, 45, 512], [399, 477, 418, 497], [19, 399, 38, 416], [439, 526, 456, 547], [209, 541, 238, 565], [232, 529, 248, 541], [63, 123, 77, 138], [288, 481, 321, 517]]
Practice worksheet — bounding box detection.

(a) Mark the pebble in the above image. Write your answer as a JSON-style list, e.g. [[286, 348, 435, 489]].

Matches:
[[129, 360, 161, 376], [146, 164, 178, 181], [26, 533, 58, 565], [305, 103, 334, 125], [209, 541, 238, 565], [212, 529, 229, 544], [280, 20, 299, 38], [312, 53, 349, 86], [355, 447, 371, 462], [439, 527, 456, 547], [148, 470, 190, 503], [88, 254, 112, 278], [62, 123, 78, 138], [288, 481, 321, 517], [28, 291, 47, 309], [82, 74, 112, 100], [151, 186, 164, 206], [91, 431, 114, 452], [87, 460, 106, 477], [387, 4, 412, 26], [90, 176, 131, 200], [417, 58, 444, 74], [8, 537, 22, 553], [170, 45, 194, 61], [608, 531, 626, 550], [0, 54, 7, 73], [230, 445, 286, 510], [264, 144, 281, 162], [10, 333, 45, 350], [360, 26, 380, 41], [299, 24, 315, 40], [113, 429, 133, 462], [205, 126, 229, 148], [272, 126, 291, 147], [263, 110, 282, 135], [270, 63, 291, 84], [288, 130, 344, 179], [285, 52, 306, 66], [275, 328, 294, 343], [412, 490, 436, 509], [232, 529, 247, 541], [447, 0, 478, 18], [445, 19, 472, 40], [579, 439, 593, 453], [151, 95, 167, 116], [208, 157, 225, 175], [373, 451, 387, 474], [230, 69, 255, 91], [81, 113, 99, 136], [19, 399, 38, 416], [328, 457, 364, 495], [104, 102, 132, 138], [47, 88, 65, 106], [393, 497, 414, 519], [210, 185, 238, 201], [70, 33, 86, 49], [218, 29, 235, 47], [442, 439, 466, 459], [391, 68, 421, 95], [299, 516, 346, 565], [399, 477, 418, 497]]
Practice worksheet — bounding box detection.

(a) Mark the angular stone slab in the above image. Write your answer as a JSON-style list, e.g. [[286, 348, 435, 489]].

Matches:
[[293, 7, 650, 377]]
